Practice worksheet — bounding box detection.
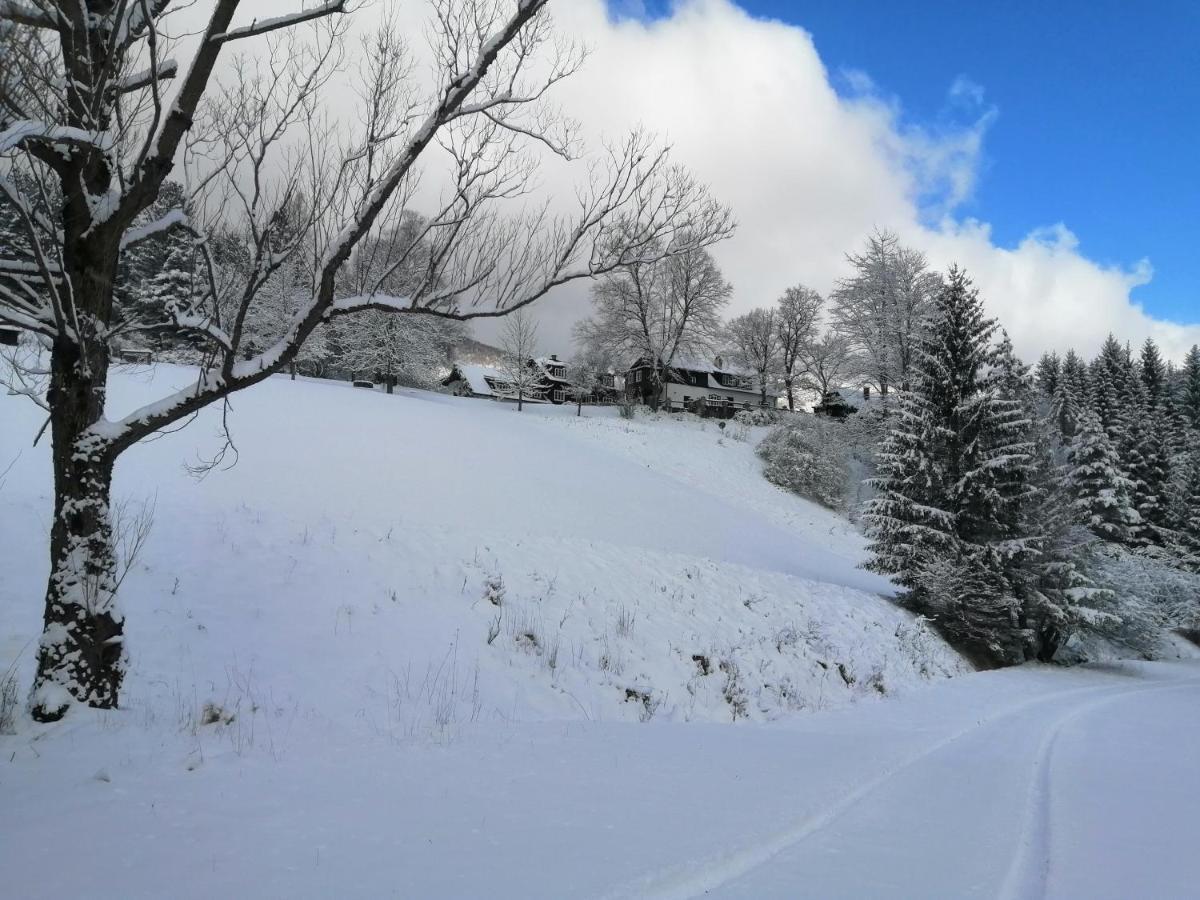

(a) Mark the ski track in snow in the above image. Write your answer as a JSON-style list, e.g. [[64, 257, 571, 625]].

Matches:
[[606, 678, 1197, 900], [997, 678, 1200, 900]]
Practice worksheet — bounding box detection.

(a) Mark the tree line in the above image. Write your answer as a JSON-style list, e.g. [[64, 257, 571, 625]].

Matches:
[[863, 270, 1200, 665]]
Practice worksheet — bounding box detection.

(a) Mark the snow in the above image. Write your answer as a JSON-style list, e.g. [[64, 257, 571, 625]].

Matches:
[[450, 362, 505, 396], [2, 364, 1198, 897]]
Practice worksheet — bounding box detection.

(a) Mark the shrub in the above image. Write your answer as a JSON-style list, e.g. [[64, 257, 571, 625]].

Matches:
[[734, 407, 780, 427], [757, 419, 850, 510], [0, 671, 17, 735]]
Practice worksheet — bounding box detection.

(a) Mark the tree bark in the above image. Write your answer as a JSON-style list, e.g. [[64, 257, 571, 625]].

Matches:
[[31, 340, 124, 722]]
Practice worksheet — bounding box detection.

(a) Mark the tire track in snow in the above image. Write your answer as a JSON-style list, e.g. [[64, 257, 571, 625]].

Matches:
[[599, 679, 1134, 900], [997, 678, 1200, 900]]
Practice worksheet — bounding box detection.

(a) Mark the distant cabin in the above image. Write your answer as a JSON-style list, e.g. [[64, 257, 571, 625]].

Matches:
[[625, 354, 767, 417], [442, 354, 578, 405]]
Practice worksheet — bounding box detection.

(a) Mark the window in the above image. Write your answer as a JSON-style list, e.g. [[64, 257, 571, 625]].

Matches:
[[553, 389, 564, 403], [633, 369, 642, 383]]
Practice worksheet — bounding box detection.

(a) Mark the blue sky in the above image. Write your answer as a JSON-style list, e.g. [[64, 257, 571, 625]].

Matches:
[[618, 0, 1198, 323]]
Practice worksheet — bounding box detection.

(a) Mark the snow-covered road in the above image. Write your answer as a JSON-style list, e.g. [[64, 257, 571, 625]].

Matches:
[[4, 661, 1196, 898], [606, 661, 1200, 900]]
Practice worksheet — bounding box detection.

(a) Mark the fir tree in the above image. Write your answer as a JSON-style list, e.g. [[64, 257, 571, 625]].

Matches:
[[1064, 407, 1140, 544], [1182, 345, 1200, 432], [1089, 334, 1133, 439], [1050, 363, 1084, 441], [1034, 350, 1061, 397], [1182, 453, 1200, 559], [1139, 337, 1167, 407], [864, 268, 1037, 664]]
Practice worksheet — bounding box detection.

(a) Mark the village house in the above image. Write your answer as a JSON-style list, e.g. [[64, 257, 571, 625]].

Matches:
[[624, 354, 767, 417], [443, 354, 596, 405]]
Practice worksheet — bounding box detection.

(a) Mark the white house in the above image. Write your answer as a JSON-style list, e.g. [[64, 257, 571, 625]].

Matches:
[[625, 354, 769, 417]]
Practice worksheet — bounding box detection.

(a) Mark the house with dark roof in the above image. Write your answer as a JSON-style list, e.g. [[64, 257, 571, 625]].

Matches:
[[624, 354, 767, 417]]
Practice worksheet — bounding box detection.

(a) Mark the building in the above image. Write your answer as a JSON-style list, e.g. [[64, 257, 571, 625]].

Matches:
[[625, 354, 766, 418], [442, 354, 574, 404]]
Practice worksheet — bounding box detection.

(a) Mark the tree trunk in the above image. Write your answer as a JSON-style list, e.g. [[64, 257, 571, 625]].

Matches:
[[576, 398, 582, 416], [785, 379, 795, 411], [31, 340, 124, 722], [760, 380, 768, 408], [289, 360, 297, 380]]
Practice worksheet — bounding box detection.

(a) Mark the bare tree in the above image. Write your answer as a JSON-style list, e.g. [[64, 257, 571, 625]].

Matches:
[[0, 0, 732, 721], [831, 229, 939, 395], [774, 285, 822, 411], [564, 343, 613, 416], [574, 243, 733, 410], [727, 307, 778, 408], [798, 332, 859, 400], [497, 307, 539, 410]]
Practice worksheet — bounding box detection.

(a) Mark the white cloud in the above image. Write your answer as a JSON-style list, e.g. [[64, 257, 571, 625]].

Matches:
[[178, 0, 1199, 361], [509, 0, 1199, 362]]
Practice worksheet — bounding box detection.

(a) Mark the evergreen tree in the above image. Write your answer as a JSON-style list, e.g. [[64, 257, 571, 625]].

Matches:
[[1034, 350, 1061, 397], [142, 238, 198, 334], [1116, 377, 1172, 545], [1182, 453, 1200, 560], [1139, 337, 1167, 407], [1061, 348, 1087, 395], [864, 268, 1037, 664], [1064, 407, 1140, 544], [115, 180, 194, 331], [1050, 363, 1084, 441], [1089, 334, 1132, 439], [1182, 345, 1200, 432]]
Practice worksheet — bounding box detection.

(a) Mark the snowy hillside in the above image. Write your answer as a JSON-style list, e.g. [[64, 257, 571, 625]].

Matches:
[[1, 363, 962, 736], [4, 365, 1200, 898]]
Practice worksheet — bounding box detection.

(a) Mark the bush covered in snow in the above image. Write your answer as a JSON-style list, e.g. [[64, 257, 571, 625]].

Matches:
[[757, 417, 851, 510], [733, 407, 783, 427], [1078, 547, 1200, 658]]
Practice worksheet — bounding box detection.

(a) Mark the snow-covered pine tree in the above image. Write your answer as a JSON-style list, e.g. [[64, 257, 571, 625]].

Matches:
[[1050, 366, 1085, 442], [1089, 334, 1133, 441], [141, 238, 199, 339], [1064, 407, 1140, 544], [115, 181, 193, 335], [1182, 345, 1200, 432], [864, 267, 1036, 664], [1182, 452, 1200, 564], [1139, 337, 1167, 407], [1034, 350, 1061, 397], [1117, 377, 1169, 546]]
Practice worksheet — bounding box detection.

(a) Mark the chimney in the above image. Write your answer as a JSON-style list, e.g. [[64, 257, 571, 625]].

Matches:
[[550, 354, 558, 361]]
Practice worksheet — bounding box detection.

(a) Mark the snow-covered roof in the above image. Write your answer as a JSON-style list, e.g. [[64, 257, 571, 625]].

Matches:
[[632, 354, 754, 378], [453, 363, 505, 396], [533, 357, 569, 383]]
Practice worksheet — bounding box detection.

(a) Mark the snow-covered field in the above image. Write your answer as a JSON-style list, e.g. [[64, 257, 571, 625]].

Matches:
[[3, 365, 1197, 898]]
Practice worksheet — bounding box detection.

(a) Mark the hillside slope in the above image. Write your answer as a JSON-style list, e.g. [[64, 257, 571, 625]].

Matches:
[[5, 365, 1200, 899], [1, 364, 963, 733]]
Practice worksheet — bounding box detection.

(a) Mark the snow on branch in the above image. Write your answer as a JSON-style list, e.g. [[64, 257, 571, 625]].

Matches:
[[210, 1, 349, 45], [0, 120, 116, 154], [0, 1, 57, 29], [119, 208, 189, 250], [112, 60, 179, 95]]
